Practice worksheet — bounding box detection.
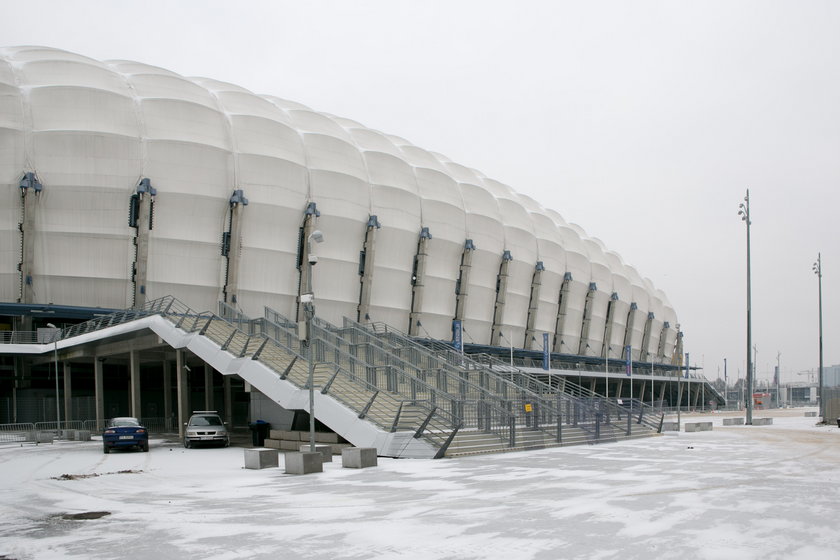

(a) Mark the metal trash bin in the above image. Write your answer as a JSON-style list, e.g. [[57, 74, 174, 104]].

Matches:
[[248, 420, 270, 446]]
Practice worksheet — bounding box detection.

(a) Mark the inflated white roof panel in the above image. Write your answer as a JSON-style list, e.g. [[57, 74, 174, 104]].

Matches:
[[0, 46, 678, 360]]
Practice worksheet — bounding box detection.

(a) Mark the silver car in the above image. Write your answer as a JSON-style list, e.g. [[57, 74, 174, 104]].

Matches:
[[184, 411, 229, 448]]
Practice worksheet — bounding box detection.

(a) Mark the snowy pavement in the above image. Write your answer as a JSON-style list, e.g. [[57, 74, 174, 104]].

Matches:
[[1, 409, 838, 560]]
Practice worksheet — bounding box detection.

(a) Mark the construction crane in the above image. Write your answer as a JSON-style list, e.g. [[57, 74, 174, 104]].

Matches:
[[796, 369, 817, 383]]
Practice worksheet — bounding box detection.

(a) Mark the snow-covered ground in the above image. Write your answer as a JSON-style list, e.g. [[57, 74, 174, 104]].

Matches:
[[1, 408, 838, 560]]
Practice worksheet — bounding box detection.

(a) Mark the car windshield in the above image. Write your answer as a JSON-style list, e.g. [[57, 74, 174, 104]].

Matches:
[[110, 418, 140, 427], [190, 416, 222, 426]]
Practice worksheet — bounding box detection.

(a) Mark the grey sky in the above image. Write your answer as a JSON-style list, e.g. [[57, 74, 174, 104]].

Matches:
[[1, 0, 838, 382]]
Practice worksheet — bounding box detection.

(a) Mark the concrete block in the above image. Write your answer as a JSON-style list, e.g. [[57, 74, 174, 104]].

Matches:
[[315, 432, 339, 444], [805, 411, 817, 417], [65, 430, 77, 441], [330, 443, 353, 455], [263, 439, 281, 449], [274, 430, 298, 440], [684, 422, 713, 432], [284, 451, 323, 475], [660, 422, 679, 431], [342, 447, 378, 469], [296, 431, 309, 441], [723, 418, 745, 426], [36, 433, 54, 444], [280, 440, 300, 451], [244, 448, 279, 470], [752, 417, 773, 426], [299, 444, 333, 462], [76, 430, 91, 441]]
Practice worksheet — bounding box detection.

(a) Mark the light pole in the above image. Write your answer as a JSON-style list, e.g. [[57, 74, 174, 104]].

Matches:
[[813, 253, 824, 421], [46, 323, 60, 431], [303, 230, 324, 452], [738, 190, 753, 425]]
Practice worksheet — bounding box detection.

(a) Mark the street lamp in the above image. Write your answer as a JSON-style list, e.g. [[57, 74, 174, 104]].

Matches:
[[46, 322, 60, 432], [302, 229, 324, 453], [813, 253, 824, 421], [738, 190, 753, 425]]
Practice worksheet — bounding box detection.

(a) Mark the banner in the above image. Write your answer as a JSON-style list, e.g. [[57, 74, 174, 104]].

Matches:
[[542, 332, 550, 370], [452, 320, 462, 352], [625, 345, 632, 376]]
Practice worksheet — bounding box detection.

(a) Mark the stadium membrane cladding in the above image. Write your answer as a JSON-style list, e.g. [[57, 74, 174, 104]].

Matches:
[[0, 47, 698, 424]]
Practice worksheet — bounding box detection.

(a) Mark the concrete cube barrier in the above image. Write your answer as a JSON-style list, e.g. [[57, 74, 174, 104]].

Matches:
[[280, 440, 300, 451], [263, 439, 281, 449], [684, 422, 713, 432], [65, 430, 77, 441], [244, 448, 279, 470], [76, 430, 91, 441], [723, 418, 745, 426], [752, 418, 773, 426], [342, 447, 378, 469], [299, 444, 333, 463], [804, 411, 817, 417], [285, 451, 323, 475], [660, 422, 679, 431]]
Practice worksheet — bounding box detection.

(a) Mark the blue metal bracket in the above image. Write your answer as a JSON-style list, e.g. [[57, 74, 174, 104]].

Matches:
[[304, 201, 320, 217], [229, 189, 249, 206], [367, 215, 381, 229], [137, 178, 156, 196], [535, 261, 545, 271], [464, 239, 475, 251], [19, 172, 42, 193], [420, 227, 432, 239]]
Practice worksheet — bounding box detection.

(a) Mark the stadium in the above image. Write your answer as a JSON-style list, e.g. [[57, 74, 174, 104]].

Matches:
[[0, 46, 722, 457]]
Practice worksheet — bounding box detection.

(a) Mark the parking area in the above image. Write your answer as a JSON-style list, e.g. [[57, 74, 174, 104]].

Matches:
[[1, 409, 838, 560]]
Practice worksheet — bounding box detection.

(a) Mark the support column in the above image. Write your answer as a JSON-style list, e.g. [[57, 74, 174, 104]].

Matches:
[[589, 377, 596, 394], [616, 379, 624, 399], [454, 240, 476, 321], [129, 350, 141, 419], [524, 262, 544, 348], [671, 329, 684, 366], [131, 178, 156, 309], [223, 375, 232, 427], [692, 383, 701, 409], [223, 189, 248, 305], [176, 350, 188, 439], [357, 215, 381, 322], [297, 202, 320, 322], [578, 283, 597, 355], [601, 292, 619, 358], [94, 358, 104, 431], [163, 360, 172, 431], [655, 321, 670, 364], [623, 302, 638, 351], [63, 362, 72, 424], [553, 273, 572, 353], [19, 172, 42, 304], [639, 380, 647, 406], [676, 379, 685, 411], [490, 250, 513, 346], [408, 227, 432, 336], [639, 312, 654, 362], [204, 363, 214, 411], [658, 380, 667, 406]]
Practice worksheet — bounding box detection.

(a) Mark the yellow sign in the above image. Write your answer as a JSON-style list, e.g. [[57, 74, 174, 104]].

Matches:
[[524, 403, 533, 413]]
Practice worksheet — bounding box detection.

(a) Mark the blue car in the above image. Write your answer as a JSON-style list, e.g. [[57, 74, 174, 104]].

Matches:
[[103, 417, 149, 453]]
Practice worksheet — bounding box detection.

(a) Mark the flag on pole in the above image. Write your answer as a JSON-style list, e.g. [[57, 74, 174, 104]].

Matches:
[[542, 332, 549, 370], [625, 345, 632, 376]]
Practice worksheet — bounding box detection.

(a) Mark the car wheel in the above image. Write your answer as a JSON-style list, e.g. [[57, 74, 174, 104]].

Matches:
[[142, 441, 149, 452], [223, 438, 230, 448], [184, 439, 191, 449], [103, 445, 110, 454]]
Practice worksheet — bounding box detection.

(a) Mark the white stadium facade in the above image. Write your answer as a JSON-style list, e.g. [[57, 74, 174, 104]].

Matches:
[[0, 47, 721, 457]]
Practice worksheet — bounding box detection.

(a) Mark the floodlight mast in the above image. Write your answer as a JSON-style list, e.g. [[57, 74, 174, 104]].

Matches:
[[813, 253, 824, 421], [738, 190, 753, 425]]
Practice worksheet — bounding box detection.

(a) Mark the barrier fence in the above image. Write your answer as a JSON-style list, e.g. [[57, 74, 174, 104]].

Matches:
[[0, 417, 176, 445]]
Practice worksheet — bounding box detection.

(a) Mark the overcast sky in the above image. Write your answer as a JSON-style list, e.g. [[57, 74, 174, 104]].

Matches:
[[2, 0, 838, 383]]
